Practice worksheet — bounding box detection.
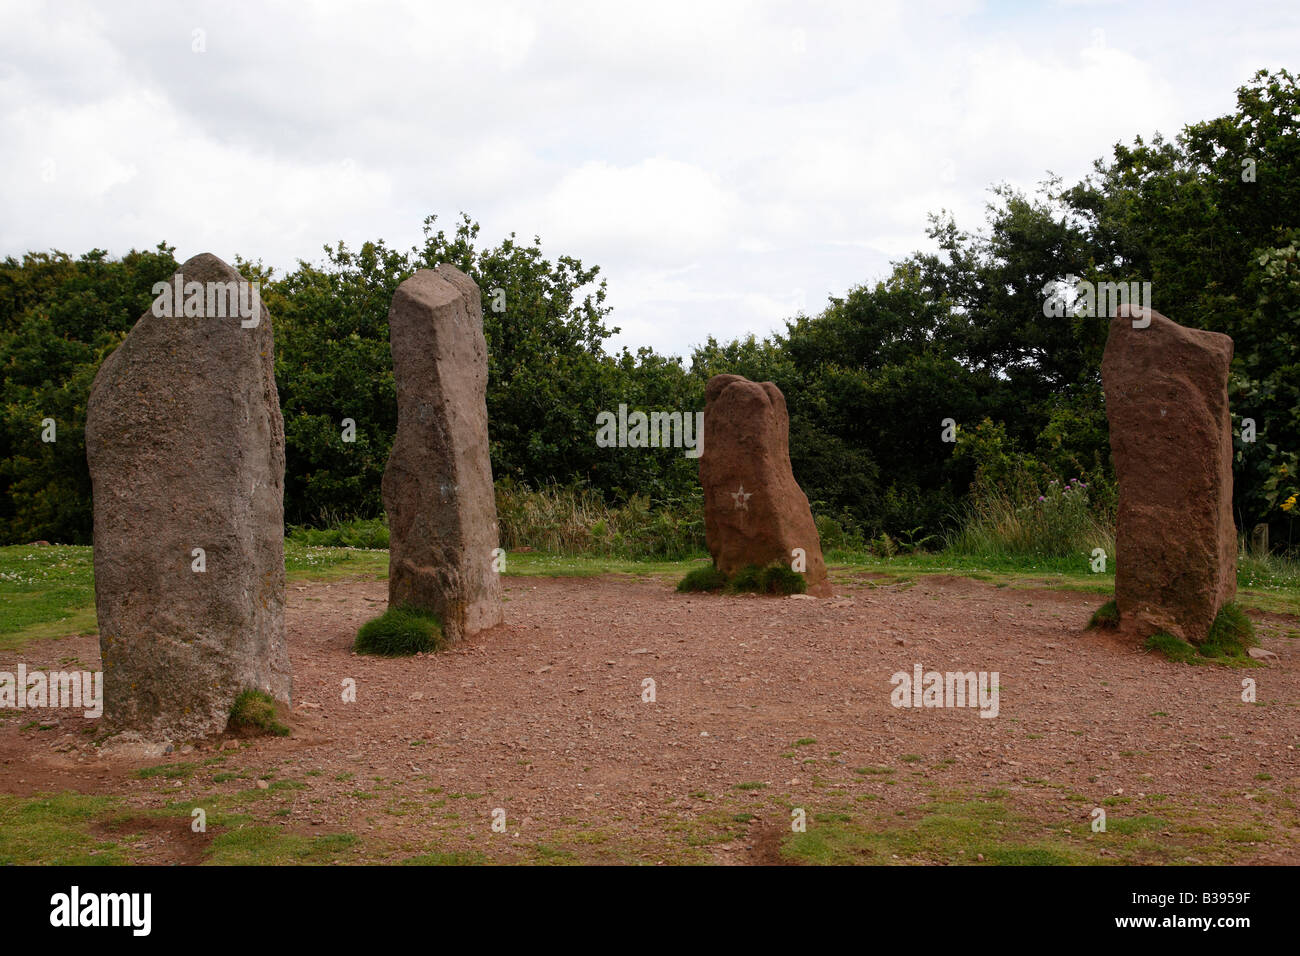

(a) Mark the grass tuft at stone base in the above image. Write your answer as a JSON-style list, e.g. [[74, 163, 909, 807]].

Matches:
[[228, 689, 290, 737], [727, 563, 807, 595], [1142, 603, 1259, 665], [676, 562, 807, 596], [355, 605, 444, 656], [1142, 631, 1198, 663], [676, 566, 728, 593], [1087, 599, 1119, 629], [1200, 603, 1258, 659]]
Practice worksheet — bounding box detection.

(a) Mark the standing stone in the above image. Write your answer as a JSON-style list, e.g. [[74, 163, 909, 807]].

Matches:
[[86, 253, 290, 740], [699, 374, 830, 596], [382, 265, 503, 642], [1101, 305, 1237, 644]]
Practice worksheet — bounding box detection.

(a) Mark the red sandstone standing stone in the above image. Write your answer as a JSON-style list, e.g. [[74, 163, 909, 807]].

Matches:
[[1101, 305, 1237, 644], [86, 253, 290, 741], [699, 374, 830, 596], [382, 265, 503, 642]]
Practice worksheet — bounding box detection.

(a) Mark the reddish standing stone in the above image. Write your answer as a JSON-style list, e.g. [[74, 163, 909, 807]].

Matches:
[[1101, 305, 1237, 644], [699, 374, 830, 596]]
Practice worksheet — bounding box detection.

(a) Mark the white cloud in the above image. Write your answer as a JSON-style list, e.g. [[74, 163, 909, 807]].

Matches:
[[522, 158, 739, 263], [0, 0, 1296, 357]]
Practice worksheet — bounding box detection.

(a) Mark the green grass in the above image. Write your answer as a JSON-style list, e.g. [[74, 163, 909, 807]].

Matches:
[[677, 561, 808, 596], [1088, 599, 1119, 629], [0, 779, 1284, 866], [402, 850, 490, 865], [0, 545, 98, 651], [494, 481, 704, 560], [726, 563, 807, 595], [779, 789, 1277, 865], [0, 792, 127, 865], [677, 566, 727, 592], [355, 605, 444, 656], [283, 541, 388, 579], [134, 762, 198, 780], [1236, 554, 1300, 611], [205, 826, 360, 865], [1201, 603, 1258, 659], [0, 539, 1294, 655], [0, 542, 387, 653], [504, 552, 700, 579], [287, 517, 389, 550], [782, 794, 1085, 865], [943, 476, 1115, 562], [228, 689, 290, 737], [830, 549, 1297, 615], [1143, 631, 1199, 663], [1143, 604, 1259, 665], [825, 548, 1115, 593]]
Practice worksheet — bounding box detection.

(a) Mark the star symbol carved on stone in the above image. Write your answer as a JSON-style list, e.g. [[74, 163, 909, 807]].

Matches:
[[731, 484, 753, 509]]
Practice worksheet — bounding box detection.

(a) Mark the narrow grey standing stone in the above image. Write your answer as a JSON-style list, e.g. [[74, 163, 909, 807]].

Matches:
[[85, 253, 290, 741], [382, 265, 504, 643]]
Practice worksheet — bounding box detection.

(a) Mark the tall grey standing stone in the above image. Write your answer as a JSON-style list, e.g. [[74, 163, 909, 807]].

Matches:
[[382, 265, 503, 643], [86, 253, 290, 741]]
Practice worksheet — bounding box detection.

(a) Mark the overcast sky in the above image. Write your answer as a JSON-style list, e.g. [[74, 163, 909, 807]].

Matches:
[[2, 0, 1296, 358]]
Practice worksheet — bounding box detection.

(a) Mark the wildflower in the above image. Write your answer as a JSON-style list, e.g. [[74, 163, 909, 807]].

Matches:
[[1038, 496, 1046, 502], [1284, 494, 1297, 513]]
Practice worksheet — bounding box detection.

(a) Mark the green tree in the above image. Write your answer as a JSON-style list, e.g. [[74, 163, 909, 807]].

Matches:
[[0, 245, 178, 542]]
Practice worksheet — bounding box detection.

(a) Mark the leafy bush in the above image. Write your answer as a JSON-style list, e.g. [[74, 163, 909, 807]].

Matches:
[[287, 517, 389, 549], [496, 481, 704, 560], [0, 246, 180, 544], [947, 473, 1114, 561], [813, 515, 848, 550], [355, 605, 443, 656]]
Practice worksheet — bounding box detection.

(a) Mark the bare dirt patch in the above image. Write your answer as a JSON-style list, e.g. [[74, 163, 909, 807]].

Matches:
[[2, 572, 1297, 864], [91, 815, 216, 866]]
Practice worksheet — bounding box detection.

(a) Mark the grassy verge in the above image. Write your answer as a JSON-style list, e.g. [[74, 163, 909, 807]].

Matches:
[[827, 547, 1114, 589], [0, 542, 387, 653], [829, 550, 1299, 616], [0, 788, 369, 865], [1, 540, 1295, 654], [0, 792, 127, 865], [0, 546, 99, 651], [501, 551, 701, 579], [0, 772, 1286, 865], [775, 787, 1278, 866]]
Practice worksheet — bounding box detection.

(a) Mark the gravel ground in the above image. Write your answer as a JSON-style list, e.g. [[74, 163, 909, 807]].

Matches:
[[2, 571, 1296, 864]]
